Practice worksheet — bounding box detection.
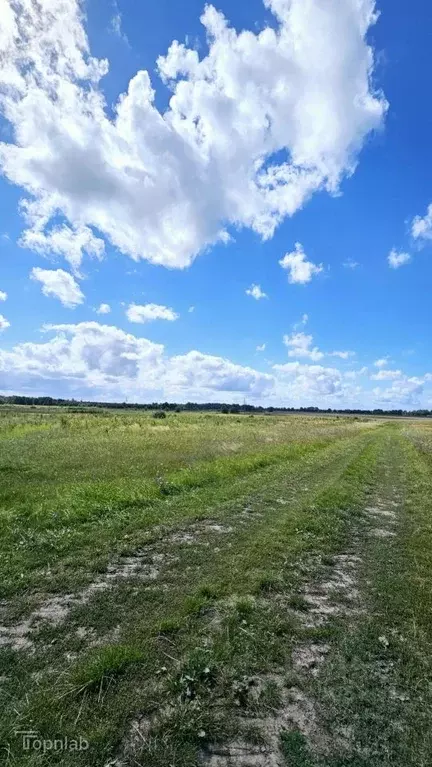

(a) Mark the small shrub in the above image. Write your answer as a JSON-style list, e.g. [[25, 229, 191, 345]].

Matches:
[[158, 618, 182, 636], [153, 410, 167, 419], [257, 576, 283, 593], [281, 729, 313, 765], [69, 644, 143, 694], [198, 584, 219, 600], [171, 652, 217, 702], [234, 597, 255, 620]]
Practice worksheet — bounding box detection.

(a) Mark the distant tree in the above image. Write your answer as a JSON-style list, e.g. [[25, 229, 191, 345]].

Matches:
[[1, 394, 431, 418], [153, 410, 167, 419]]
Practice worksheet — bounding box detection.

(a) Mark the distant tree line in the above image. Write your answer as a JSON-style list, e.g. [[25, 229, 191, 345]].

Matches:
[[0, 394, 431, 418]]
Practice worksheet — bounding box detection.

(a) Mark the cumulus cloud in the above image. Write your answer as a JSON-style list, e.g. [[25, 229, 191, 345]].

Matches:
[[371, 369, 402, 381], [19, 224, 105, 273], [329, 350, 355, 359], [0, 314, 10, 331], [0, 0, 387, 270], [0, 291, 7, 301], [283, 331, 352, 362], [270, 361, 384, 408], [165, 351, 273, 397], [344, 366, 368, 380], [388, 248, 411, 269], [273, 361, 344, 400], [30, 267, 84, 307], [125, 303, 179, 323], [0, 321, 430, 408], [373, 376, 426, 406], [0, 321, 273, 401], [412, 203, 432, 242], [246, 284, 267, 300], [96, 303, 111, 315], [283, 331, 324, 361], [374, 357, 389, 368], [24, 322, 163, 385], [279, 243, 323, 284]]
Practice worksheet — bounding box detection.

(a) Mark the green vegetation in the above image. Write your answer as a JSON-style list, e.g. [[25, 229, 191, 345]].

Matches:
[[2, 393, 432, 417], [0, 408, 431, 766]]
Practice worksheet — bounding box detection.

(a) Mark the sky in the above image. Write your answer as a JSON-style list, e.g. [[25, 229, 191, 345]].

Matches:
[[0, 0, 431, 409]]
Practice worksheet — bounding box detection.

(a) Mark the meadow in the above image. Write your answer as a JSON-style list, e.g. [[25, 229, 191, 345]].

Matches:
[[0, 407, 432, 766]]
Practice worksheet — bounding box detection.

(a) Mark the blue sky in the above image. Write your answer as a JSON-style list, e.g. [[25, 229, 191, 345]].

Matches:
[[0, 0, 431, 407]]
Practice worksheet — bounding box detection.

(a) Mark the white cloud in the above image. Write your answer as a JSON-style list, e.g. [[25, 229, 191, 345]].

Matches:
[[283, 332, 324, 361], [343, 258, 359, 269], [412, 203, 432, 242], [111, 12, 121, 36], [30, 267, 84, 308], [24, 322, 164, 385], [373, 376, 426, 406], [283, 331, 354, 362], [293, 313, 309, 330], [344, 366, 368, 379], [166, 351, 273, 397], [283, 332, 355, 362], [19, 223, 105, 273], [371, 369, 402, 381], [273, 361, 344, 399], [126, 303, 179, 323], [271, 361, 396, 408], [0, 291, 7, 301], [256, 343, 266, 352], [374, 357, 389, 368], [0, 314, 10, 331], [0, 0, 387, 270], [110, 3, 130, 46], [0, 322, 273, 400], [246, 284, 267, 300], [388, 248, 411, 269], [96, 303, 111, 315], [279, 243, 323, 285], [329, 350, 355, 359], [0, 321, 430, 409]]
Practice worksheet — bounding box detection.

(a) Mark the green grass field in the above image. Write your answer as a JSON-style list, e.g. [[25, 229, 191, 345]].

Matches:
[[1, 408, 432, 766]]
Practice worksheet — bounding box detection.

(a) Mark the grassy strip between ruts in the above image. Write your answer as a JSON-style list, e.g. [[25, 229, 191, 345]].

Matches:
[[0, 428, 389, 766], [0, 438, 337, 599], [305, 429, 432, 766], [4, 440, 329, 522]]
